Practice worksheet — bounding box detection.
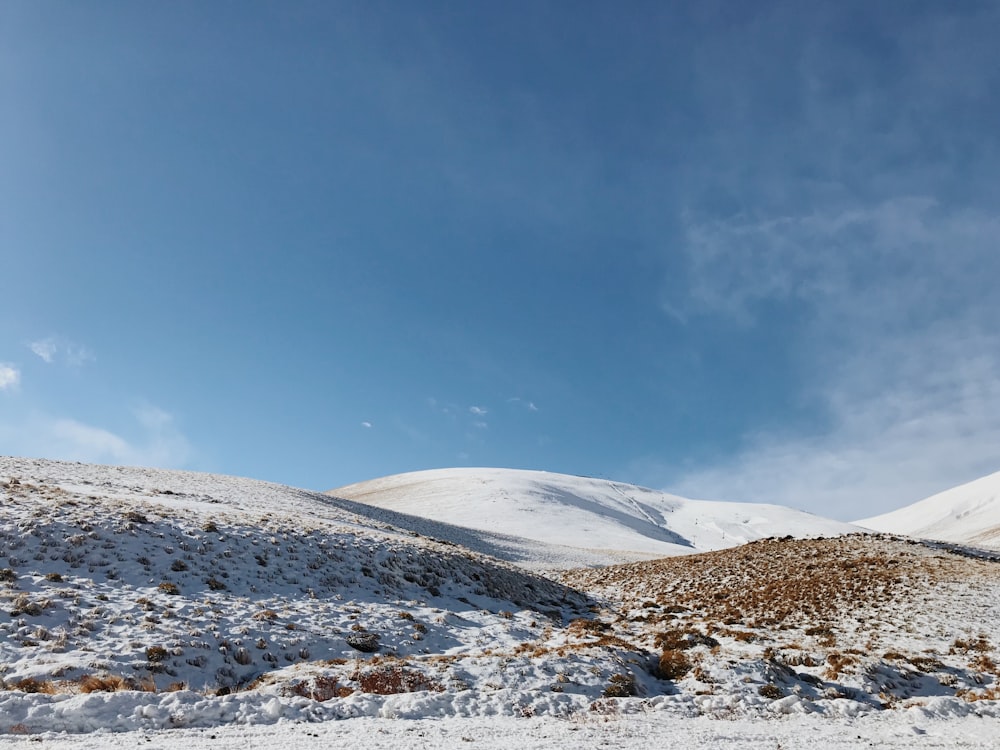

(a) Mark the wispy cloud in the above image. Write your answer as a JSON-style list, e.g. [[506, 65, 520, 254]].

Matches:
[[507, 397, 539, 412], [0, 364, 20, 391], [28, 336, 94, 367], [667, 334, 1000, 520], [660, 198, 1000, 519], [469, 406, 488, 416], [29, 339, 57, 363], [0, 403, 191, 468], [361, 421, 372, 429]]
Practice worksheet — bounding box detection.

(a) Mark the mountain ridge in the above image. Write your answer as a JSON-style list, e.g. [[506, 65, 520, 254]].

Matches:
[[328, 467, 861, 568]]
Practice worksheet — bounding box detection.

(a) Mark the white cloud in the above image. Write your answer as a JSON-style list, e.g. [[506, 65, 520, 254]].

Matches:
[[668, 333, 1000, 520], [361, 421, 372, 429], [28, 336, 94, 366], [29, 339, 57, 363], [660, 198, 1000, 520], [473, 420, 488, 430], [0, 404, 191, 468], [0, 364, 20, 391], [49, 419, 133, 462], [469, 406, 488, 416]]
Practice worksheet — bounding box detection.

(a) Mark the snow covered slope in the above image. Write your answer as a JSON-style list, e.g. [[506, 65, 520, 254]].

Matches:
[[328, 468, 860, 568], [2, 458, 1000, 739], [858, 470, 1000, 548], [0, 458, 587, 696]]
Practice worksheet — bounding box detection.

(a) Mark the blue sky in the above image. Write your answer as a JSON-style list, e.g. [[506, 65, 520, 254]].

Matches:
[[2, 1, 999, 520]]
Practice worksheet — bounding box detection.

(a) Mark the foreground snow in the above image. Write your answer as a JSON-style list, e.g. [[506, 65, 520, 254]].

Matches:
[[329, 467, 860, 568], [1, 711, 999, 749], [859, 470, 1000, 548]]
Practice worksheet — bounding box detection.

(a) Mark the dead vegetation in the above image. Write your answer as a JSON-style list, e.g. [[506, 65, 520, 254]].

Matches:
[[562, 534, 1000, 704]]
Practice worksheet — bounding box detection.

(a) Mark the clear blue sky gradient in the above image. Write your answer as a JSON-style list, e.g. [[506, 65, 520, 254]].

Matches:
[[3, 1, 999, 519]]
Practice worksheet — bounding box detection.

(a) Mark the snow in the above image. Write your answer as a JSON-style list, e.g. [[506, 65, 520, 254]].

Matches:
[[858, 470, 1000, 548], [0, 457, 998, 748], [329, 468, 861, 568]]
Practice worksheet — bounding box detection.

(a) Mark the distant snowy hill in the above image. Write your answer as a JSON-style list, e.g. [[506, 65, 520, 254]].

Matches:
[[328, 468, 860, 568], [857, 469, 1000, 548]]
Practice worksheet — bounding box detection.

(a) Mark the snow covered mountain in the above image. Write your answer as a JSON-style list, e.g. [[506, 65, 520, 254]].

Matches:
[[857, 469, 1000, 549], [328, 468, 860, 568]]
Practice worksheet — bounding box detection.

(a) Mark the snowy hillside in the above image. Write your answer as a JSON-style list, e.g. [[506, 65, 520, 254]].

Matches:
[[858, 470, 1000, 548], [1, 457, 999, 746], [328, 468, 860, 568]]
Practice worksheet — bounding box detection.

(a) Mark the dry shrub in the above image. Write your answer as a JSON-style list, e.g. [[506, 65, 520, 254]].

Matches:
[[824, 651, 858, 680], [782, 651, 818, 668], [286, 675, 353, 701], [758, 684, 783, 699], [79, 674, 133, 693], [355, 665, 443, 695], [958, 686, 1000, 701], [658, 649, 692, 680], [602, 673, 636, 698], [568, 618, 608, 635], [909, 655, 946, 673], [953, 635, 993, 654], [805, 626, 837, 647], [10, 678, 55, 694], [253, 610, 278, 621], [655, 627, 718, 651], [157, 582, 180, 595], [146, 646, 169, 663], [588, 698, 620, 715], [972, 654, 998, 674]]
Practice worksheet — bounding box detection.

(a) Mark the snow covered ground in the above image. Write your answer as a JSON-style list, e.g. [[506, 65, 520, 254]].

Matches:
[[0, 457, 998, 747], [859, 470, 1000, 549], [0, 712, 998, 749], [330, 467, 860, 568]]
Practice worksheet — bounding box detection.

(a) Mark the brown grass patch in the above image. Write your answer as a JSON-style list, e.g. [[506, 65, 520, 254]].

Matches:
[[353, 664, 443, 695], [658, 649, 692, 680]]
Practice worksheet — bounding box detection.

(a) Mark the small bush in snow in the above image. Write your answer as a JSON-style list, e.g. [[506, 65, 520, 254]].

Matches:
[[285, 675, 353, 701], [354, 664, 443, 695], [601, 673, 636, 698], [658, 649, 692, 680], [758, 684, 783, 699], [79, 674, 135, 693], [10, 678, 55, 694]]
